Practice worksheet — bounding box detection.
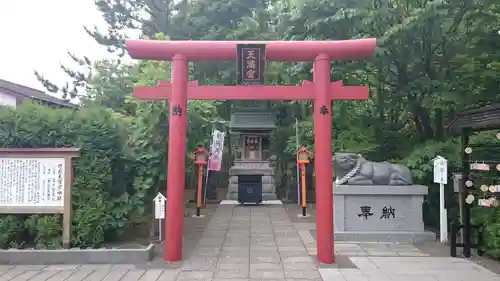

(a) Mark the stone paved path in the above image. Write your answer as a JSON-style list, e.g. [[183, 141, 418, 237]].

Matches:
[[1, 204, 500, 281]]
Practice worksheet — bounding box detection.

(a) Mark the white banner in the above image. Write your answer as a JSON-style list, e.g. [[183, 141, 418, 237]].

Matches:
[[208, 129, 225, 171]]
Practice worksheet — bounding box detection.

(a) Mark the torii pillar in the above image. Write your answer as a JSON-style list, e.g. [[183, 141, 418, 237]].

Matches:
[[127, 39, 377, 264]]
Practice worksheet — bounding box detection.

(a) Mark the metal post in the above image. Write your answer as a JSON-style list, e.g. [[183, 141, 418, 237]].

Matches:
[[439, 182, 448, 243], [296, 118, 301, 205], [203, 126, 215, 204], [196, 164, 203, 216], [301, 163, 307, 216], [461, 130, 471, 257], [453, 172, 464, 244]]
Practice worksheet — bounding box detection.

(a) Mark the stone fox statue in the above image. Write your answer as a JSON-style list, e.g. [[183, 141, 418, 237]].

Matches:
[[334, 153, 413, 185]]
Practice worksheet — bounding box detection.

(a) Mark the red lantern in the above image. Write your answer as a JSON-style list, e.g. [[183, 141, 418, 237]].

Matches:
[[297, 145, 310, 165], [192, 145, 209, 165]]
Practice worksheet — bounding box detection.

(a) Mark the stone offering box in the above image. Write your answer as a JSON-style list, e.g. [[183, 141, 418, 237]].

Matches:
[[333, 184, 436, 243]]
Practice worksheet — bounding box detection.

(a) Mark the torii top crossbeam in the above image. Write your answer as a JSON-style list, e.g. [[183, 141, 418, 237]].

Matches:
[[126, 39, 377, 61]]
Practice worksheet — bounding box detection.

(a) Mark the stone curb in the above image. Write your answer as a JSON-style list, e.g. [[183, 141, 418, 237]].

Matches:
[[0, 244, 155, 264]]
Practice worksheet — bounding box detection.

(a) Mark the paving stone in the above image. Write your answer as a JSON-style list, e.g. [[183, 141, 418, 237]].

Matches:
[[361, 271, 392, 281], [78, 265, 112, 271], [250, 263, 283, 271], [193, 247, 222, 256], [280, 251, 309, 258], [182, 262, 217, 270], [189, 257, 219, 264], [277, 240, 302, 245], [199, 239, 225, 246], [339, 269, 369, 281], [0, 265, 14, 274], [249, 270, 285, 279], [23, 270, 58, 281], [251, 242, 277, 246], [283, 262, 317, 270], [80, 270, 111, 281], [100, 270, 127, 281], [250, 251, 280, 257], [284, 270, 321, 279], [251, 256, 281, 263], [8, 270, 42, 281], [138, 269, 164, 281], [364, 251, 399, 256], [0, 267, 26, 280], [282, 256, 314, 264], [64, 269, 94, 281], [211, 278, 249, 281], [222, 246, 248, 251], [220, 252, 250, 259], [120, 270, 146, 281], [213, 269, 249, 278], [218, 257, 249, 265], [278, 247, 305, 253], [216, 263, 248, 270], [338, 251, 368, 256], [177, 270, 213, 281], [396, 251, 429, 256], [110, 264, 137, 270], [285, 277, 324, 281], [45, 270, 77, 281], [155, 269, 179, 281], [44, 265, 80, 271], [12, 266, 48, 271], [348, 257, 378, 270]]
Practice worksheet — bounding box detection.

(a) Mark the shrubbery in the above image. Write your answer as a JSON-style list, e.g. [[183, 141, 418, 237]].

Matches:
[[0, 103, 141, 249], [403, 134, 500, 256]]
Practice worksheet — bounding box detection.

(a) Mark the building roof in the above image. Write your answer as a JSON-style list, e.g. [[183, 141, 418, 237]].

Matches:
[[446, 104, 500, 134], [230, 111, 276, 130], [0, 79, 76, 108]]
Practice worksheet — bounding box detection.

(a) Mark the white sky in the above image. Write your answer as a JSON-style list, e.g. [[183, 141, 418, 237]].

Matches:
[[0, 0, 117, 93]]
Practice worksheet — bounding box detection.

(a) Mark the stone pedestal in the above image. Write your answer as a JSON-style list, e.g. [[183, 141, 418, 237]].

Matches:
[[333, 184, 435, 243], [227, 161, 276, 200]]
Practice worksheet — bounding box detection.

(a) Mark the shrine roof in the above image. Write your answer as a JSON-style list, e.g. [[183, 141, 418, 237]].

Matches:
[[230, 112, 276, 130], [447, 103, 500, 134]]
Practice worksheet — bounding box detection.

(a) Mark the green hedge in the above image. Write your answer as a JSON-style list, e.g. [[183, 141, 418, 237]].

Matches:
[[0, 103, 136, 249]]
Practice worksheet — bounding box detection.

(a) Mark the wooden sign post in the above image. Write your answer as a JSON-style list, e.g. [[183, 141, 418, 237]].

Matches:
[[433, 155, 448, 243], [0, 148, 80, 248]]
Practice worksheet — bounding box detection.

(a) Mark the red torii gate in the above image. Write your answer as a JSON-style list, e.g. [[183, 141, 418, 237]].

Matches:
[[127, 39, 377, 264]]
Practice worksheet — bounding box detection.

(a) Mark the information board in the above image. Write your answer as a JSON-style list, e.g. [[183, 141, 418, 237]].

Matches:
[[0, 148, 79, 248], [0, 158, 65, 207]]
